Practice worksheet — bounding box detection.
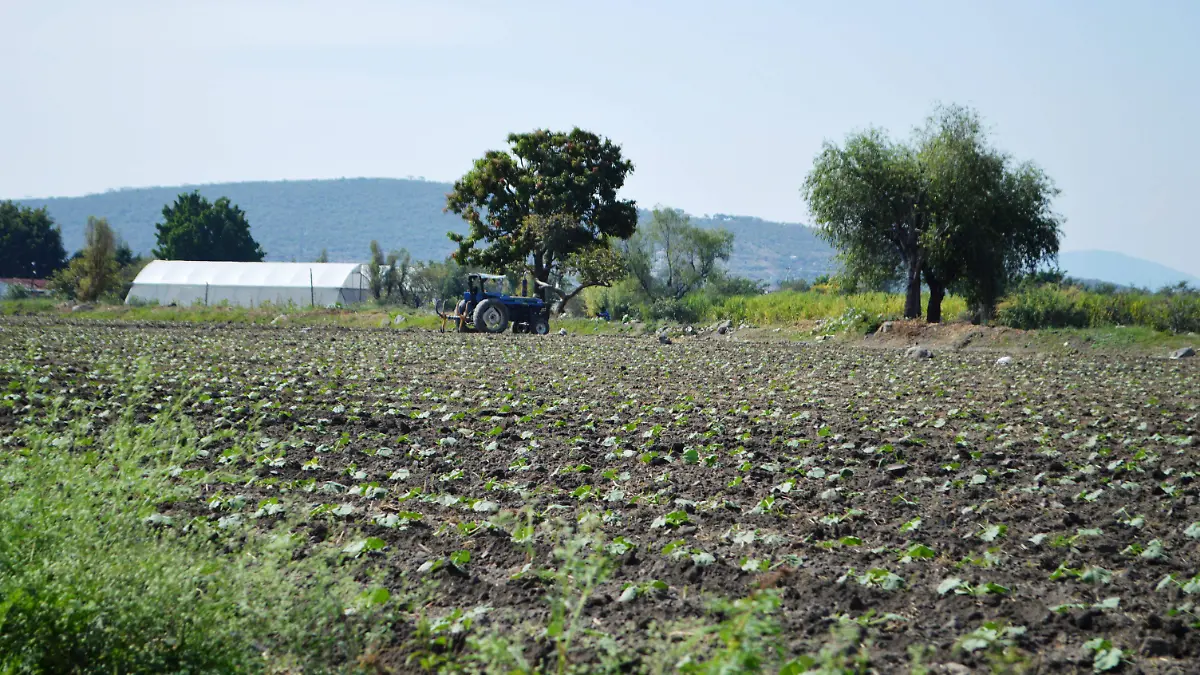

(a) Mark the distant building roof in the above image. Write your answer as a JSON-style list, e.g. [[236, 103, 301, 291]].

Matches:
[[0, 278, 49, 290], [125, 260, 370, 308], [130, 261, 365, 289]]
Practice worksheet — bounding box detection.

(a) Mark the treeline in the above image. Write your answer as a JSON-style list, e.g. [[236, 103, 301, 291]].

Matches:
[[0, 190, 265, 302], [437, 110, 1068, 328], [575, 207, 761, 321], [662, 273, 1198, 335], [0, 203, 148, 303], [6, 106, 1198, 337], [358, 204, 764, 319]]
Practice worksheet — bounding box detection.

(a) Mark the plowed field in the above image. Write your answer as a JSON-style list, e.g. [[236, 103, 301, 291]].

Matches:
[[2, 319, 1198, 673]]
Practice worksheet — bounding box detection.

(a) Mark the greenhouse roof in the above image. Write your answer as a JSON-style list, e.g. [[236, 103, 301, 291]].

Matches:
[[131, 261, 364, 288]]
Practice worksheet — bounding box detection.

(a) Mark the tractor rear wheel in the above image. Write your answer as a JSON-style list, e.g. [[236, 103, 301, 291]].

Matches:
[[473, 300, 509, 334]]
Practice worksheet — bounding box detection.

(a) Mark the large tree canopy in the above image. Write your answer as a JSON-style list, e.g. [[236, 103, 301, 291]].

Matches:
[[802, 130, 926, 316], [0, 201, 67, 278], [153, 191, 265, 261], [445, 128, 638, 301], [917, 107, 1061, 321], [802, 105, 1062, 322]]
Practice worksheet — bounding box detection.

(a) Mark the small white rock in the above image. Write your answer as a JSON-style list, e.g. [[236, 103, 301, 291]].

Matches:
[[558, 328, 567, 336], [995, 356, 1013, 366]]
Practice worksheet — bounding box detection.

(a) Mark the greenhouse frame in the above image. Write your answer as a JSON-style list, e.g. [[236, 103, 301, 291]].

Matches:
[[125, 261, 370, 308]]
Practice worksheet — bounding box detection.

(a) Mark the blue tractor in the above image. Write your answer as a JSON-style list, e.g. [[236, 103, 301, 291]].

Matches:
[[436, 273, 551, 335]]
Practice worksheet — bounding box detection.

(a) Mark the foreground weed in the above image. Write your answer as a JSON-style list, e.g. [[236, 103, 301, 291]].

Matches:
[[544, 517, 618, 674], [0, 367, 400, 673], [648, 590, 870, 675]]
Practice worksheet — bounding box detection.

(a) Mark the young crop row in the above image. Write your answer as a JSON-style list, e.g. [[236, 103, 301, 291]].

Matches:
[[1, 319, 1197, 673]]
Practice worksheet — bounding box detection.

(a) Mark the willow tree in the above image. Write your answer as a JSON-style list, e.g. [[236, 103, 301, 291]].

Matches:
[[918, 106, 1062, 322], [802, 105, 1061, 322], [802, 130, 927, 318]]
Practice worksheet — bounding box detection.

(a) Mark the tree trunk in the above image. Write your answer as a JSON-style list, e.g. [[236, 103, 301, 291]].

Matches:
[[924, 270, 945, 324], [556, 282, 605, 315], [975, 302, 993, 326], [903, 263, 923, 320], [532, 253, 547, 302]]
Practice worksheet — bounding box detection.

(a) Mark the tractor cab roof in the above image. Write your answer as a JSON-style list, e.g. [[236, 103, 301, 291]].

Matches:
[[470, 273, 508, 281]]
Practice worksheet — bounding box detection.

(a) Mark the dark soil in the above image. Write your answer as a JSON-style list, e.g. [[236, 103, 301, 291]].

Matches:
[[2, 317, 1198, 673]]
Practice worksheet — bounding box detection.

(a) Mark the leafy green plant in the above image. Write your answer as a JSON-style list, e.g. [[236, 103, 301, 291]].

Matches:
[[1082, 637, 1126, 672], [651, 509, 691, 528], [838, 567, 905, 591], [938, 577, 1011, 597], [342, 536, 387, 557], [954, 622, 1029, 669], [618, 579, 669, 603]]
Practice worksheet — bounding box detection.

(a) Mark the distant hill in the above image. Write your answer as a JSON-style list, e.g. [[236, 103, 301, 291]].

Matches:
[[15, 178, 835, 284], [1058, 250, 1199, 290], [16, 180, 1194, 291]]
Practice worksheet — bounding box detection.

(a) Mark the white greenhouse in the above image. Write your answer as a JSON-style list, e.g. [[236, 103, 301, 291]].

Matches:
[[126, 261, 370, 308]]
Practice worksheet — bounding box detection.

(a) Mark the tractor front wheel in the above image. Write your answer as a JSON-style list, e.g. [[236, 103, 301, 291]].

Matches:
[[473, 300, 510, 334], [532, 317, 550, 335]]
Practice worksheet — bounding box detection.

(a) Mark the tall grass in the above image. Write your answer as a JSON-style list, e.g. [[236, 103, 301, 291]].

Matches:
[[995, 285, 1200, 333], [689, 290, 967, 325], [0, 368, 398, 674]]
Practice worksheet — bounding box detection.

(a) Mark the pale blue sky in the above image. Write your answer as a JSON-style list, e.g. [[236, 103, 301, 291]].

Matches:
[[2, 1, 1197, 274]]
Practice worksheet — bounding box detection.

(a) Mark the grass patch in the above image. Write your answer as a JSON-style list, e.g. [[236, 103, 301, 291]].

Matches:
[[0, 298, 58, 315], [997, 325, 1197, 353], [0, 369, 400, 673]]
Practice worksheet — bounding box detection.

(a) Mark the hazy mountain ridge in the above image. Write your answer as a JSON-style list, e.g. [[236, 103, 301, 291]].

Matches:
[[16, 178, 836, 283], [1056, 250, 1199, 290], [13, 179, 1193, 289]]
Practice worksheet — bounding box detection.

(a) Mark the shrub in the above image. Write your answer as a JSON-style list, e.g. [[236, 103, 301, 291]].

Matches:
[[994, 285, 1090, 329], [648, 297, 701, 323], [582, 279, 644, 319], [996, 284, 1200, 333], [2, 284, 31, 301]]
